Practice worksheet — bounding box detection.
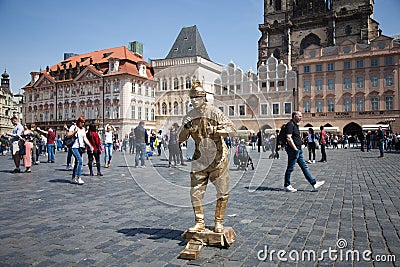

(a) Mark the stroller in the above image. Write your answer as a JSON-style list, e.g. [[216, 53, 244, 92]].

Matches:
[[233, 144, 254, 171]]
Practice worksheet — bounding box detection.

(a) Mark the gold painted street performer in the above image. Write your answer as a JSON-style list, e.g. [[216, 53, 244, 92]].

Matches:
[[178, 81, 235, 233]]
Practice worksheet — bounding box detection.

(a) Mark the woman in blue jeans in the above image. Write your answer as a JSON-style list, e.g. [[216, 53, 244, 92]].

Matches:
[[103, 124, 115, 168], [67, 116, 93, 185]]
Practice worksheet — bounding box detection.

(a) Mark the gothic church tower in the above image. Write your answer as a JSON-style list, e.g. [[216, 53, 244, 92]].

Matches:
[[258, 0, 380, 67]]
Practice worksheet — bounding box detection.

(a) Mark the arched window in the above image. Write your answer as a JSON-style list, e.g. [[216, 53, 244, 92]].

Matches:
[[174, 78, 179, 90], [186, 77, 191, 89], [300, 33, 321, 55], [173, 101, 179, 115], [273, 48, 281, 59], [162, 102, 167, 115]]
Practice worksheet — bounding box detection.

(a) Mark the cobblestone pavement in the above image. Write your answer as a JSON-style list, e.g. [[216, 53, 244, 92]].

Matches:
[[0, 147, 399, 266]]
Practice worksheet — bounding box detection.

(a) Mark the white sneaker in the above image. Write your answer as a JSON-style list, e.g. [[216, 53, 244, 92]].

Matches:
[[312, 160, 316, 163], [71, 178, 78, 184], [285, 185, 297, 192], [76, 177, 85, 185], [306, 160, 312, 164], [313, 180, 325, 190]]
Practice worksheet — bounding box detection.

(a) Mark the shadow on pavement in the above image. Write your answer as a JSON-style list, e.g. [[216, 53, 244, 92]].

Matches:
[[118, 228, 184, 243], [245, 186, 285, 192], [48, 179, 73, 184]]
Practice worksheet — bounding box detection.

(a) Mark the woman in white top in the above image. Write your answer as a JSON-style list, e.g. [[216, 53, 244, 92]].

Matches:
[[103, 124, 115, 168], [67, 116, 93, 185]]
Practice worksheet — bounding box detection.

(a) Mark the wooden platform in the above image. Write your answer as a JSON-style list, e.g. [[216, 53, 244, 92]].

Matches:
[[179, 227, 236, 260]]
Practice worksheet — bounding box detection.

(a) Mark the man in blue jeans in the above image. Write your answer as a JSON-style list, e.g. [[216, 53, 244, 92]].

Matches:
[[134, 121, 148, 167], [284, 111, 325, 193]]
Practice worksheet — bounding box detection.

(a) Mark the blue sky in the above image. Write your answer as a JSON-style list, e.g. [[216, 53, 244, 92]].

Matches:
[[0, 0, 399, 94]]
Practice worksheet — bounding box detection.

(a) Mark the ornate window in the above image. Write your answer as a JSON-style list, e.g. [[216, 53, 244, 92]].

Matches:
[[238, 104, 246, 116], [370, 75, 379, 87], [385, 74, 394, 86], [327, 79, 335, 90], [113, 81, 120, 92], [370, 58, 379, 67], [356, 76, 365, 88], [315, 100, 323, 112], [173, 101, 179, 115], [186, 77, 191, 89], [138, 106, 142, 120], [272, 103, 280, 115], [344, 98, 352, 112], [356, 98, 364, 111], [131, 106, 136, 119], [284, 103, 292, 114], [260, 104, 268, 115], [162, 102, 167, 115], [162, 80, 167, 91], [327, 99, 335, 112], [370, 97, 379, 110], [228, 105, 235, 116], [385, 96, 394, 110], [315, 80, 323, 91], [105, 106, 110, 119], [344, 77, 352, 89], [113, 106, 119, 119], [385, 56, 393, 66], [303, 101, 310, 113], [174, 78, 179, 90], [145, 108, 149, 120]]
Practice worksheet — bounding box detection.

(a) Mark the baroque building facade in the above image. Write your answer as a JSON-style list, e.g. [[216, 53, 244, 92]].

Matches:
[[257, 0, 400, 134], [22, 45, 157, 138], [152, 25, 222, 131], [295, 35, 400, 133]]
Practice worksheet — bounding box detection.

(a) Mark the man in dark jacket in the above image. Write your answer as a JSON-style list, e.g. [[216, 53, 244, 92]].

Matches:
[[284, 111, 325, 193], [134, 121, 148, 167]]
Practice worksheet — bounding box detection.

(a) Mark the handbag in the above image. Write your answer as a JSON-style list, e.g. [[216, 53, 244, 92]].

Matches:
[[18, 139, 26, 155], [64, 135, 77, 148]]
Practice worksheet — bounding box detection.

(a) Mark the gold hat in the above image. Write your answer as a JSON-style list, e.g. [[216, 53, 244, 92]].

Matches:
[[189, 80, 206, 98]]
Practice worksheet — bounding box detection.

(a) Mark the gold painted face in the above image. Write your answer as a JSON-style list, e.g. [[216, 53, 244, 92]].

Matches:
[[190, 96, 206, 109]]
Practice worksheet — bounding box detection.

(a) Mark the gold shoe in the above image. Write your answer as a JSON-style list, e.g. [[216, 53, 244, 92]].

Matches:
[[188, 221, 205, 232]]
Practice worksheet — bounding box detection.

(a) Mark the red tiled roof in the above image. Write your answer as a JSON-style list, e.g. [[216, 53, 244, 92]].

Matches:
[[46, 46, 154, 79]]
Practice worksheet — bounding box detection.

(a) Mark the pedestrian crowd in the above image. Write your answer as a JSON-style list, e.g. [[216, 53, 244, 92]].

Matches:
[[2, 114, 399, 189]]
